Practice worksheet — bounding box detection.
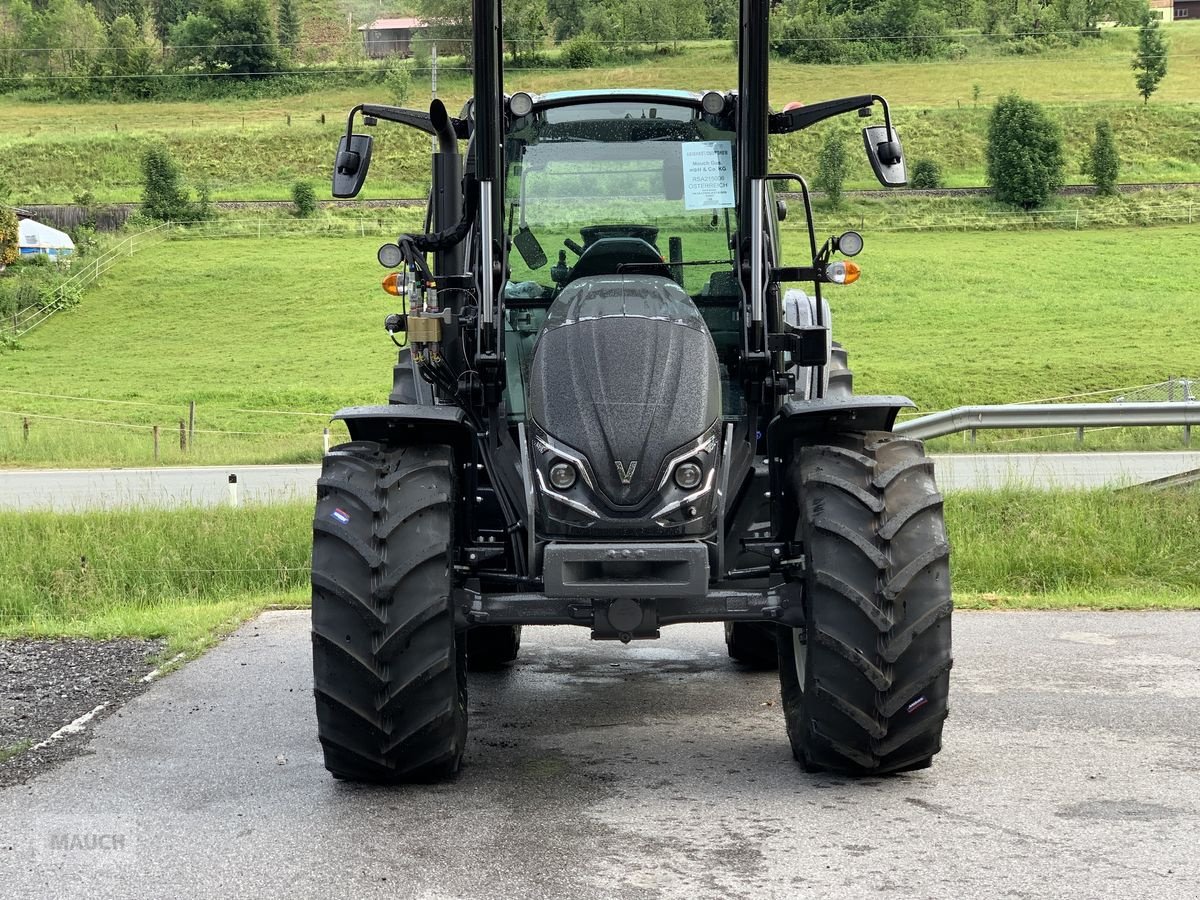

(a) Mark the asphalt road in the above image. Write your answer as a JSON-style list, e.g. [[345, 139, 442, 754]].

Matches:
[[2, 610, 1198, 899], [3, 451, 1199, 510]]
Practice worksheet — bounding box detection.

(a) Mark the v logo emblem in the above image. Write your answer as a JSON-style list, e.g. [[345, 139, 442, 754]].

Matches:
[[614, 460, 638, 484]]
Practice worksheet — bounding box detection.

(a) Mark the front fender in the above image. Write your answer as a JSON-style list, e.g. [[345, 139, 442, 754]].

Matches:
[[765, 394, 916, 538], [332, 405, 475, 456]]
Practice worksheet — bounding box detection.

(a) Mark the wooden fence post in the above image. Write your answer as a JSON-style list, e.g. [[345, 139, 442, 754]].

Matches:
[[153, 425, 160, 461], [188, 400, 196, 449], [179, 419, 187, 452], [22, 416, 29, 443]]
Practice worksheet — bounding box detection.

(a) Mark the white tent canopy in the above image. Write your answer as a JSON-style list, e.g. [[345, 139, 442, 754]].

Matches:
[[18, 219, 75, 259]]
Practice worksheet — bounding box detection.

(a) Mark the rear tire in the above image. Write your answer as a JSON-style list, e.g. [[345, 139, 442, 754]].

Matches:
[[779, 432, 952, 775], [724, 622, 779, 669], [311, 441, 467, 783], [466, 625, 522, 670]]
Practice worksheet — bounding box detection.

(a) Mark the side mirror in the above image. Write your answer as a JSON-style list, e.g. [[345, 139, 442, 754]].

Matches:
[[332, 133, 373, 199], [862, 125, 906, 187], [513, 226, 547, 270]]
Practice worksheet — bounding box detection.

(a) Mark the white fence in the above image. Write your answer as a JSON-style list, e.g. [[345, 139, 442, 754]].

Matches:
[[2, 224, 171, 340]]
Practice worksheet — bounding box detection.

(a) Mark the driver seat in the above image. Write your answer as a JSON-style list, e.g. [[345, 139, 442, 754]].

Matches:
[[565, 238, 671, 284]]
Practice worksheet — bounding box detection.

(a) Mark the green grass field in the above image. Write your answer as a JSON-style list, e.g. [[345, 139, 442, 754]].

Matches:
[[2, 26, 1199, 202], [1, 488, 1195, 651], [2, 222, 1197, 466]]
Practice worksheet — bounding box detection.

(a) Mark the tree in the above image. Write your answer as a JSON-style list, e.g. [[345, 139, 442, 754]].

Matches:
[[152, 0, 192, 44], [140, 145, 192, 221], [276, 0, 299, 50], [506, 0, 548, 63], [660, 0, 708, 51], [415, 0, 471, 66], [169, 0, 281, 75], [1132, 14, 1167, 105], [816, 130, 848, 209], [985, 93, 1064, 209], [1089, 120, 1119, 196], [102, 13, 153, 76]]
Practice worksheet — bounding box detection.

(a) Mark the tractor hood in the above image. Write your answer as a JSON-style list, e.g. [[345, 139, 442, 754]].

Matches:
[[527, 276, 721, 510]]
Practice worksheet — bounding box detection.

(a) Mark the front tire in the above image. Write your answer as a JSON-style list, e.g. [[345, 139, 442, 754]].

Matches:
[[779, 432, 952, 775], [311, 441, 467, 783]]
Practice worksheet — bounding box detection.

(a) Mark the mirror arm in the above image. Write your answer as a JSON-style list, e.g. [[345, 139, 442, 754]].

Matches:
[[361, 103, 470, 141], [868, 94, 895, 135], [768, 94, 874, 135], [342, 104, 365, 148]]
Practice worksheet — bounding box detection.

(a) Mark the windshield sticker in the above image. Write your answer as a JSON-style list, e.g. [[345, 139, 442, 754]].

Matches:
[[681, 141, 735, 211]]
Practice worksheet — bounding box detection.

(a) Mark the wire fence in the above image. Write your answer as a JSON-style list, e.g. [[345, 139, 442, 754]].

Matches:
[[1, 224, 170, 341]]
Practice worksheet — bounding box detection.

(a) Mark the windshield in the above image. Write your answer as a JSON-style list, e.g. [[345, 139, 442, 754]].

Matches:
[[503, 101, 739, 300]]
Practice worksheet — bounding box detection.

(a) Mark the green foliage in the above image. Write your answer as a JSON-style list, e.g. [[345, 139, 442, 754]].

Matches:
[[773, 0, 949, 65], [152, 0, 192, 43], [0, 206, 18, 268], [910, 158, 943, 189], [139, 145, 193, 220], [276, 0, 300, 50], [290, 180, 316, 218], [169, 0, 283, 76], [1089, 120, 1120, 196], [816, 130, 848, 209], [383, 56, 412, 105], [1132, 15, 1168, 104], [415, 0, 472, 65], [506, 0, 549, 63], [986, 93, 1064, 209], [101, 12, 154, 86], [947, 488, 1200, 601], [562, 32, 601, 68], [0, 503, 311, 639]]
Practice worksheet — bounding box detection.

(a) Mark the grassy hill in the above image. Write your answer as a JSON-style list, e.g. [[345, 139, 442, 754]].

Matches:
[[2, 25, 1199, 202], [2, 222, 1198, 466]]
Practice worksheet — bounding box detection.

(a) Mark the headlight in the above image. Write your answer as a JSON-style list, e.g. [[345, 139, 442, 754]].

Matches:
[[673, 461, 703, 490], [549, 461, 577, 490]]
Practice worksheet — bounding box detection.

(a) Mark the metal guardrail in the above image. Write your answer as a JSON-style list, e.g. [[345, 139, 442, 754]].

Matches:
[[895, 402, 1200, 441]]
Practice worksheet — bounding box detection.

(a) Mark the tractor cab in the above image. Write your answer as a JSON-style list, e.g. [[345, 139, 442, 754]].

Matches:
[[498, 91, 744, 428]]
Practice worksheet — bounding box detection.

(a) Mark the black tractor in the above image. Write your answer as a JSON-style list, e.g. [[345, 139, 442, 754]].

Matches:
[[311, 0, 952, 782]]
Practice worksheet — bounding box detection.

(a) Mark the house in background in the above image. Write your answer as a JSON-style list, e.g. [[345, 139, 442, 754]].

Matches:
[[1149, 0, 1173, 18], [1174, 0, 1198, 18], [359, 17, 429, 58]]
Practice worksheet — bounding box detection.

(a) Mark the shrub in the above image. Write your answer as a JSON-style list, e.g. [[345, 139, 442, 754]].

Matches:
[[816, 130, 849, 209], [563, 33, 601, 69], [1089, 121, 1120, 197], [986, 93, 1064, 209], [383, 57, 412, 106], [291, 181, 317, 218], [193, 180, 215, 222], [140, 146, 193, 222], [0, 205, 17, 269], [910, 158, 943, 190]]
